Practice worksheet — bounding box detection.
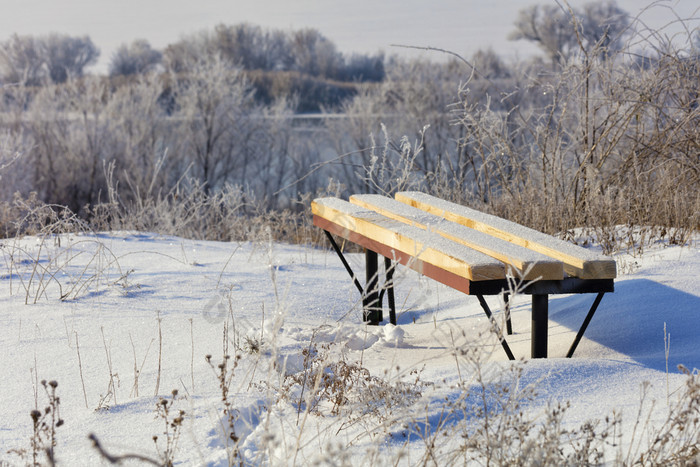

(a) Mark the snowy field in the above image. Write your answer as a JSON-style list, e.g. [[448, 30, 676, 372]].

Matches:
[[0, 229, 698, 465]]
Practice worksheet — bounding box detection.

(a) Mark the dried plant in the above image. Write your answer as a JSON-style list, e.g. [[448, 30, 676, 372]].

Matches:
[[8, 380, 64, 466], [152, 390, 186, 467]]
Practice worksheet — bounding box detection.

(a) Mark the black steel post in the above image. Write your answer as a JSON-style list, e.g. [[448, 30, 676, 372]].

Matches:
[[476, 295, 516, 361], [531, 294, 548, 358], [566, 292, 605, 358], [323, 230, 363, 294], [363, 250, 382, 324], [504, 292, 513, 335], [384, 257, 397, 325]]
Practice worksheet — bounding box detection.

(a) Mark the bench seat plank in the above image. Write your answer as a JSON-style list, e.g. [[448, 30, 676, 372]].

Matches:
[[350, 194, 564, 281], [395, 191, 617, 280], [312, 197, 505, 281]]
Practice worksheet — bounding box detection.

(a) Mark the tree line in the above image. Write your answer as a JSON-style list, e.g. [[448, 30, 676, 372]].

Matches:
[[0, 23, 387, 82]]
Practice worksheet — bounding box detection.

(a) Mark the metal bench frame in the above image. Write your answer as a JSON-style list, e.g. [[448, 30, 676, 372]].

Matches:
[[315, 215, 614, 359]]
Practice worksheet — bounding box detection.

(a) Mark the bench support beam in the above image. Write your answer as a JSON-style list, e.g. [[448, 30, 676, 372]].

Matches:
[[504, 293, 513, 335], [323, 229, 397, 326], [364, 250, 382, 324], [323, 230, 363, 295], [475, 295, 515, 360], [567, 292, 605, 358], [383, 257, 397, 326], [532, 294, 549, 358]]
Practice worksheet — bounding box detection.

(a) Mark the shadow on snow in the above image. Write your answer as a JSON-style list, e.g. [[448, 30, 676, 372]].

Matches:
[[550, 279, 700, 372]]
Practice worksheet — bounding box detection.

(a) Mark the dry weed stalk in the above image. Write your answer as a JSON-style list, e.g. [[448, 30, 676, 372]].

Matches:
[[625, 365, 700, 465], [153, 389, 186, 466], [0, 195, 128, 304], [96, 327, 119, 411], [89, 389, 185, 466], [7, 380, 64, 466], [206, 352, 244, 464], [154, 311, 163, 396], [74, 331, 89, 409]]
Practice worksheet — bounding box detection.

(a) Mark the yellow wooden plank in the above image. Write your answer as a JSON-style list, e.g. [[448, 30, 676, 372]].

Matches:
[[350, 194, 564, 280], [312, 198, 505, 281], [395, 192, 617, 279]]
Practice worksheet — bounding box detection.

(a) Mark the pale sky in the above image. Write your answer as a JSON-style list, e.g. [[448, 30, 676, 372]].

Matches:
[[0, 0, 697, 73]]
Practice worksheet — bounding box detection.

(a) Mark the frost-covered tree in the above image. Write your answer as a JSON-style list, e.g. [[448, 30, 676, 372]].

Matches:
[[212, 23, 289, 71], [171, 56, 258, 191], [28, 77, 112, 209], [692, 31, 700, 57], [509, 4, 577, 67], [162, 32, 213, 73], [43, 33, 99, 83], [0, 34, 46, 85], [509, 1, 630, 66], [471, 48, 511, 79], [339, 52, 385, 82], [0, 33, 98, 85], [288, 28, 342, 78], [109, 39, 162, 77], [103, 73, 171, 198], [578, 1, 631, 59]]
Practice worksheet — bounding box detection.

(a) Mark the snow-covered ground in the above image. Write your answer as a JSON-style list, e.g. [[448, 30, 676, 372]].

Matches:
[[0, 230, 698, 465]]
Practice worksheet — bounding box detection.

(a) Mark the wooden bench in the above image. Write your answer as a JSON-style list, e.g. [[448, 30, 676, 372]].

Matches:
[[311, 192, 616, 359]]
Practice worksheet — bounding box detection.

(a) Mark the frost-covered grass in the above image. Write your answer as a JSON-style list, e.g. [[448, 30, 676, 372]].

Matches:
[[0, 230, 698, 465]]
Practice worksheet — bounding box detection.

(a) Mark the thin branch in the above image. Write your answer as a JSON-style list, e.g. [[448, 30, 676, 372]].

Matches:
[[88, 433, 161, 465]]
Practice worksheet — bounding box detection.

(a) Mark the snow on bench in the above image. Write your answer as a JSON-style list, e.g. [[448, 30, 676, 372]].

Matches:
[[349, 194, 564, 281], [395, 191, 616, 280], [312, 197, 505, 282]]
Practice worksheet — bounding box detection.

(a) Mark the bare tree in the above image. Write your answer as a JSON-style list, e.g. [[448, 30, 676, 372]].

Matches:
[[0, 34, 46, 85], [0, 33, 99, 85], [288, 28, 342, 78], [339, 52, 385, 82], [577, 1, 632, 59], [28, 77, 112, 210], [43, 33, 100, 83], [109, 39, 162, 77], [212, 23, 287, 70], [171, 56, 259, 192], [509, 1, 631, 67], [162, 32, 213, 73], [509, 4, 578, 67], [104, 73, 171, 199]]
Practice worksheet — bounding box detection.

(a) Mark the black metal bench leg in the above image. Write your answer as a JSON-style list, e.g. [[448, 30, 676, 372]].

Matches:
[[476, 295, 515, 360], [566, 292, 605, 358], [531, 294, 548, 358], [504, 292, 513, 335], [324, 230, 392, 326], [384, 257, 397, 325], [363, 250, 382, 324], [323, 230, 364, 295]]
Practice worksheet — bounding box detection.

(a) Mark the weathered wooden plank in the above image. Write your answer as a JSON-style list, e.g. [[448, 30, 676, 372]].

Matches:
[[312, 197, 505, 281], [395, 191, 617, 279], [350, 194, 564, 280]]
